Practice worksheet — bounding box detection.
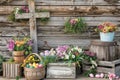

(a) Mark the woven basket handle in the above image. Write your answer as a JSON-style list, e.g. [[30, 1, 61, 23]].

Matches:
[[25, 53, 43, 62], [22, 53, 43, 67]]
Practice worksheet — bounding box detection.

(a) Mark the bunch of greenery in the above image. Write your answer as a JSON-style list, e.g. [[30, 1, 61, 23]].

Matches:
[[0, 54, 5, 72], [36, 9, 50, 23], [8, 6, 50, 23], [64, 17, 87, 34]]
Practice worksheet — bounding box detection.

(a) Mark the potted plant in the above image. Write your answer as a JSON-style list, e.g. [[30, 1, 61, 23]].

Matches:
[[64, 17, 87, 34], [7, 37, 32, 63], [40, 45, 97, 78], [95, 22, 117, 42]]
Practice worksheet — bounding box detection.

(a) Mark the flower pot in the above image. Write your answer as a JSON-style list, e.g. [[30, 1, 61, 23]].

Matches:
[[13, 51, 24, 63], [100, 32, 115, 42]]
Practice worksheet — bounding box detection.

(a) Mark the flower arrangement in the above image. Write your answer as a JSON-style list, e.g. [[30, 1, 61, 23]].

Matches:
[[40, 45, 97, 75], [8, 6, 29, 22], [64, 18, 87, 34], [8, 6, 49, 23], [22, 54, 43, 68], [95, 22, 117, 33], [7, 37, 32, 56]]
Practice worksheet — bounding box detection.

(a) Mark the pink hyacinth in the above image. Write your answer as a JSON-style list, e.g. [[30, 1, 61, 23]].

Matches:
[[85, 51, 96, 57], [7, 39, 15, 51], [70, 19, 77, 25], [56, 45, 69, 58]]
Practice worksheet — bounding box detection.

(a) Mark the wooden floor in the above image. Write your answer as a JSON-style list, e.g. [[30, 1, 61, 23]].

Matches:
[[0, 76, 108, 80]]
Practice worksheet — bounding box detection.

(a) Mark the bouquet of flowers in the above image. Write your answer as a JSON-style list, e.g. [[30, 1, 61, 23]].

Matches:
[[95, 22, 117, 33], [56, 45, 83, 65], [7, 37, 32, 56], [64, 18, 87, 34]]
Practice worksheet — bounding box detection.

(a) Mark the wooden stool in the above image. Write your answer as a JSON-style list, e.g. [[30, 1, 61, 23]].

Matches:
[[90, 40, 119, 61]]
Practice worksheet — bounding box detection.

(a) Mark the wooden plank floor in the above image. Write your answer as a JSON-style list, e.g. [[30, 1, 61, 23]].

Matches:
[[0, 76, 108, 80]]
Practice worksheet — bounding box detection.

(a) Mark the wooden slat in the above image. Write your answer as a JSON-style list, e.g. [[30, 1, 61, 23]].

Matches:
[[8, 0, 120, 6], [0, 6, 120, 15], [15, 12, 50, 19]]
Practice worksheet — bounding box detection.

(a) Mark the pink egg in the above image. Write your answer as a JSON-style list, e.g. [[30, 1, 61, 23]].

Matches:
[[38, 64, 43, 68], [100, 73, 104, 78], [89, 73, 94, 78], [95, 74, 100, 78]]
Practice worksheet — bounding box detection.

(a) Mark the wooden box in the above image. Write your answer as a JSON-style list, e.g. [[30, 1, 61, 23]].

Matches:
[[46, 62, 82, 79], [83, 59, 120, 76], [3, 62, 22, 78], [90, 40, 119, 61]]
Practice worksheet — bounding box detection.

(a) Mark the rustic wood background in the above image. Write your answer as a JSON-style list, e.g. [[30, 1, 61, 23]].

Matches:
[[0, 0, 120, 58]]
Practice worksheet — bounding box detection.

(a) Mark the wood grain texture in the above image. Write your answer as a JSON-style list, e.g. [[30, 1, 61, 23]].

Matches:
[[46, 63, 81, 79], [83, 59, 120, 76], [3, 62, 22, 78], [90, 40, 119, 61], [0, 0, 120, 58]]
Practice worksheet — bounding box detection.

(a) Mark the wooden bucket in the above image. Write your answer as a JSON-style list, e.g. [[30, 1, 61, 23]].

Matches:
[[24, 53, 45, 80], [13, 51, 24, 63], [90, 40, 119, 61]]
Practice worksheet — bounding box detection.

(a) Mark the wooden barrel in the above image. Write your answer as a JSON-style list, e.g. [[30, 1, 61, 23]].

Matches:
[[90, 40, 119, 61], [13, 51, 25, 63], [24, 67, 45, 80]]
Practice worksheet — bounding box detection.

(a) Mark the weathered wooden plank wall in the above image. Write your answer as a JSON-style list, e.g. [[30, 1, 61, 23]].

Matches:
[[0, 0, 120, 58]]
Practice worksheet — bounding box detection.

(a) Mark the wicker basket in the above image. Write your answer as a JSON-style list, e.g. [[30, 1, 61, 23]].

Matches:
[[24, 53, 45, 80]]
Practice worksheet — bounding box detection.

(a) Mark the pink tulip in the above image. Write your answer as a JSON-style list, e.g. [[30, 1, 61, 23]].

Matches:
[[108, 73, 116, 80]]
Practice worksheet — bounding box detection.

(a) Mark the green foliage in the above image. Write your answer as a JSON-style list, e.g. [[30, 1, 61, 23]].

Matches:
[[7, 58, 14, 62], [0, 54, 5, 72], [64, 17, 87, 34], [41, 56, 57, 66], [36, 9, 50, 23]]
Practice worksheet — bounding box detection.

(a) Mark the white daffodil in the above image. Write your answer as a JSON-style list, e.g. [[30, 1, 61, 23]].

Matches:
[[50, 48, 56, 56], [65, 54, 69, 59], [15, 8, 20, 14], [78, 48, 83, 53], [72, 55, 75, 59]]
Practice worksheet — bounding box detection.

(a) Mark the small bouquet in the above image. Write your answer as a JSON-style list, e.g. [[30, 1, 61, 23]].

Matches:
[[95, 22, 117, 33], [7, 37, 32, 56], [64, 18, 87, 33], [8, 6, 29, 22]]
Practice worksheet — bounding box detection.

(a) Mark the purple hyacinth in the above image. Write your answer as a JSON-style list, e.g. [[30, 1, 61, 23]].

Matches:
[[7, 39, 15, 51], [27, 40, 33, 46], [85, 51, 96, 57]]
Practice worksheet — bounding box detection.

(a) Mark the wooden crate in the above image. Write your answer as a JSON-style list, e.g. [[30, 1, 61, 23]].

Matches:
[[46, 62, 82, 79], [3, 62, 22, 78], [83, 59, 120, 76]]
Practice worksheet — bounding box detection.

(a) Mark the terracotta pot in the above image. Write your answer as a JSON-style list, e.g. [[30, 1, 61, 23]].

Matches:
[[13, 51, 24, 63]]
